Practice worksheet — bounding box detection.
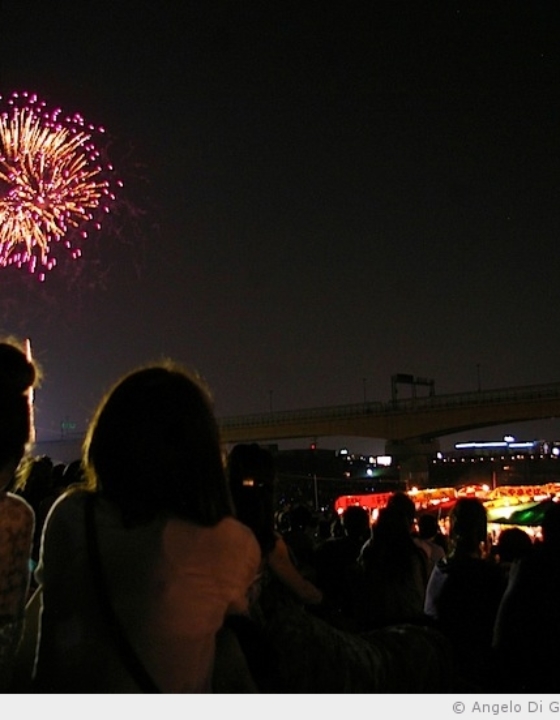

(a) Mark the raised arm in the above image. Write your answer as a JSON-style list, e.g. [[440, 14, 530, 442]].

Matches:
[[267, 534, 323, 605]]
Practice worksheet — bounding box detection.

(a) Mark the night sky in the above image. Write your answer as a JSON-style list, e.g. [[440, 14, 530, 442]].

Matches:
[[1, 0, 560, 454]]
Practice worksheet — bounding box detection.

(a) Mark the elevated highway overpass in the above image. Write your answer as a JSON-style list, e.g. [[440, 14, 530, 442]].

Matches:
[[219, 381, 560, 444], [34, 382, 560, 482], [219, 382, 560, 483]]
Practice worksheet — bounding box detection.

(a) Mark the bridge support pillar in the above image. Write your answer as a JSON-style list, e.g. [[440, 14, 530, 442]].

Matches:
[[385, 438, 440, 489]]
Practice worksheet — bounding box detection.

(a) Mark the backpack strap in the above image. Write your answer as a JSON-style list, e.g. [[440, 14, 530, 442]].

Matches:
[[84, 493, 160, 693]]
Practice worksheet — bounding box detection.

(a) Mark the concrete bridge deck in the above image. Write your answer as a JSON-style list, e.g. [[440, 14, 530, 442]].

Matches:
[[34, 381, 560, 466], [219, 381, 560, 445]]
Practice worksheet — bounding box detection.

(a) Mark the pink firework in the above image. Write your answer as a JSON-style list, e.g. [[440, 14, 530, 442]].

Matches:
[[0, 91, 121, 280]]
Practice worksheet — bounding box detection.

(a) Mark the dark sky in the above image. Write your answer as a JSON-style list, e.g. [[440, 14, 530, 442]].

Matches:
[[1, 0, 560, 453]]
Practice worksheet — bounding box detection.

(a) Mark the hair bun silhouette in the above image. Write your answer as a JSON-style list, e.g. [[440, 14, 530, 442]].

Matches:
[[0, 342, 36, 396]]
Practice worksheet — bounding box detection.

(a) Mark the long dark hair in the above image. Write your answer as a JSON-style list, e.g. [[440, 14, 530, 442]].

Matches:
[[83, 361, 233, 526], [362, 505, 421, 580], [449, 498, 487, 557]]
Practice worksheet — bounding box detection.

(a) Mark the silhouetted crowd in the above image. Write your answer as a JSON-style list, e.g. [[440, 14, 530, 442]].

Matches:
[[1, 338, 559, 693]]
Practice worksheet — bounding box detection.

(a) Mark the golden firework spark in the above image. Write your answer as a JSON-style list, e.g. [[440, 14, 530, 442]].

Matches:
[[0, 91, 119, 280]]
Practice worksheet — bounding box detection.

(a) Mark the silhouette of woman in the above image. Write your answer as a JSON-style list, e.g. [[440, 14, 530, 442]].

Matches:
[[34, 362, 260, 692], [0, 339, 38, 690]]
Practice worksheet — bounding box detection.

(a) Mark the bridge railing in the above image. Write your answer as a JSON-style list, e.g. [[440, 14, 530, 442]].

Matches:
[[219, 381, 560, 430], [220, 401, 384, 429], [388, 382, 560, 413]]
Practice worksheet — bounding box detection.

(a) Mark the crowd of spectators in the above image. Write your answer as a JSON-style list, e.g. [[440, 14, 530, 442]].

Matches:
[[0, 337, 558, 693]]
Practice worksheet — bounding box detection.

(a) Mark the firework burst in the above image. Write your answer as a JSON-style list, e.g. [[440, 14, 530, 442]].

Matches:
[[0, 91, 121, 280]]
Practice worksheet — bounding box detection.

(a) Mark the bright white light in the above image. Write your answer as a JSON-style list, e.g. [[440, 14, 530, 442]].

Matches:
[[455, 441, 508, 449], [376, 455, 392, 466]]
